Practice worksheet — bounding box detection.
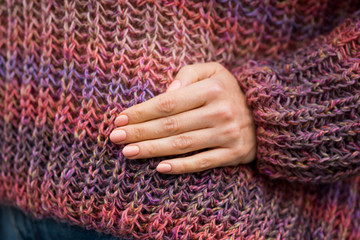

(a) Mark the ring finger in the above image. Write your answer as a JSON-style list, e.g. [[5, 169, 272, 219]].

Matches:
[[122, 128, 221, 159]]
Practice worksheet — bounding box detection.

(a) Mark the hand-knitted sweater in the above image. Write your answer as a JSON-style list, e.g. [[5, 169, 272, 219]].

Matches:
[[1, 0, 360, 239]]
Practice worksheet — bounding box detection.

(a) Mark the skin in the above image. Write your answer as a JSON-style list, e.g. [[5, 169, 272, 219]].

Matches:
[[109, 62, 257, 174]]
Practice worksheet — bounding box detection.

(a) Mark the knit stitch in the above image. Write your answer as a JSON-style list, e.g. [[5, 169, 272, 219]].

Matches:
[[0, 0, 360, 239]]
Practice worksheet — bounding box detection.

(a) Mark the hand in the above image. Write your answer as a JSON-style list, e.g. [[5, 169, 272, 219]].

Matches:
[[109, 62, 256, 174]]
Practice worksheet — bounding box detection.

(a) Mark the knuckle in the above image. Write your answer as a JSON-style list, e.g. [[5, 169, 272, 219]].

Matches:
[[133, 127, 144, 140], [157, 95, 176, 114], [146, 142, 158, 156], [207, 78, 226, 97], [198, 158, 212, 170], [130, 108, 142, 122], [172, 135, 193, 150], [233, 146, 255, 164], [217, 105, 235, 121], [229, 137, 256, 164], [225, 123, 242, 139], [163, 117, 179, 134], [231, 147, 247, 161]]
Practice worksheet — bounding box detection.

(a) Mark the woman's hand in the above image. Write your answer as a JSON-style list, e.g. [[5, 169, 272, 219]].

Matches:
[[109, 62, 256, 174]]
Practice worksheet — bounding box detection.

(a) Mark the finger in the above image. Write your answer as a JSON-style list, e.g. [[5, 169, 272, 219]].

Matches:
[[156, 148, 234, 174], [166, 62, 222, 92], [166, 80, 181, 92], [110, 106, 213, 144], [115, 79, 211, 126], [122, 128, 221, 159]]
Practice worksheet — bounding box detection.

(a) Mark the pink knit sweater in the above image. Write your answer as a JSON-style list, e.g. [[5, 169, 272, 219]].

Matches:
[[0, 0, 360, 239]]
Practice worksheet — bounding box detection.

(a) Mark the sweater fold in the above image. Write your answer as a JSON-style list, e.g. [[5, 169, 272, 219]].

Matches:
[[234, 13, 360, 183]]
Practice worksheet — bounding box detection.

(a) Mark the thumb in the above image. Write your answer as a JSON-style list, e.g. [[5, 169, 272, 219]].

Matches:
[[166, 62, 222, 92]]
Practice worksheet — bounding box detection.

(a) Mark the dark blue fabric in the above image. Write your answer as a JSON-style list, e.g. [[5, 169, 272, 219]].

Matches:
[[0, 205, 130, 240]]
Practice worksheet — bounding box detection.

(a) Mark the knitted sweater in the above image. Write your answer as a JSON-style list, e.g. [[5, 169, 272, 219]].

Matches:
[[1, 0, 360, 239]]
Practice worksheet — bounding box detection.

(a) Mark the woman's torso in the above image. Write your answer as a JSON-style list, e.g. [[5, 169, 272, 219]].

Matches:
[[1, 1, 360, 239]]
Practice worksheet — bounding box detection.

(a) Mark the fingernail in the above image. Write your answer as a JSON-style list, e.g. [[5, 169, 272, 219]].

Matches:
[[166, 80, 181, 92], [156, 163, 172, 173], [122, 145, 139, 157], [109, 130, 126, 142], [115, 115, 128, 126]]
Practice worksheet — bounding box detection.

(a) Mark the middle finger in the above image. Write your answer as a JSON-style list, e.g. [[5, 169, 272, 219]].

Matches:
[[110, 106, 214, 144]]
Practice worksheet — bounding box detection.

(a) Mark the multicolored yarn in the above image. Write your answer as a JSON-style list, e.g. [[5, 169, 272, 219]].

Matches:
[[1, 0, 360, 239]]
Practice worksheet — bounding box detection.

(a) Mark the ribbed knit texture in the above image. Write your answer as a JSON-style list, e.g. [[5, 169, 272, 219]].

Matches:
[[0, 0, 360, 239]]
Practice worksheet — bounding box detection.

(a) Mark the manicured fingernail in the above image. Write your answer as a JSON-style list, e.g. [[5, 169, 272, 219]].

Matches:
[[115, 115, 128, 126], [156, 163, 172, 173], [109, 130, 126, 142], [166, 80, 181, 92], [122, 145, 139, 157]]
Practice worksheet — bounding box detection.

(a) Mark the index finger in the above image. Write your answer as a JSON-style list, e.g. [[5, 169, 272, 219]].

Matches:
[[115, 79, 210, 126]]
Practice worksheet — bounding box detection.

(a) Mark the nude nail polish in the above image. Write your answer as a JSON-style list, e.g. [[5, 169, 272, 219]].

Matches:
[[157, 163, 172, 173], [115, 114, 129, 126], [109, 130, 126, 142], [122, 145, 140, 157]]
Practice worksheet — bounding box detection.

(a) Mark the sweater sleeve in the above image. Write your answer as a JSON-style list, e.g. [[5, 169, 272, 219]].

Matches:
[[232, 14, 360, 184]]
